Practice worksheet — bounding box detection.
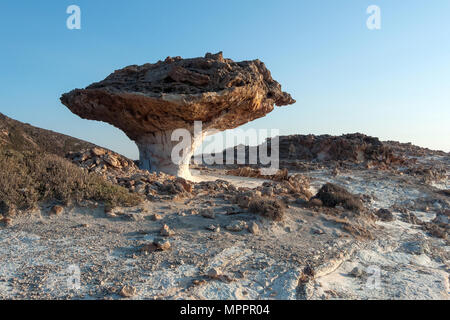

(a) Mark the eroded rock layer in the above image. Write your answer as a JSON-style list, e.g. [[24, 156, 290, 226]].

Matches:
[[61, 52, 295, 177]]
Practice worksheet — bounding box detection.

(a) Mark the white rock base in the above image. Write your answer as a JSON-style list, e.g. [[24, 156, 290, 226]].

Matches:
[[136, 130, 203, 180]]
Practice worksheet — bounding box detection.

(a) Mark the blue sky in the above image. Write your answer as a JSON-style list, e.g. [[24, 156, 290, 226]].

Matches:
[[0, 0, 449, 158]]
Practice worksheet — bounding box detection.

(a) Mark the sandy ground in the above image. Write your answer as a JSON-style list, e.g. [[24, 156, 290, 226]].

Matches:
[[0, 164, 448, 300]]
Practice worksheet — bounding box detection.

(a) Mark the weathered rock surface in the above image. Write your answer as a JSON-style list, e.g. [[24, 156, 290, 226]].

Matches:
[[218, 133, 406, 167], [61, 52, 295, 178]]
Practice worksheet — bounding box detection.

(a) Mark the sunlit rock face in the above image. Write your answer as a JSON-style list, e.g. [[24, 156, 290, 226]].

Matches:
[[60, 52, 295, 179]]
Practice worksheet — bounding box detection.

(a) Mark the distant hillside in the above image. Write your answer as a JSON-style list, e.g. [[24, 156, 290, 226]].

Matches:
[[0, 112, 96, 156], [0, 112, 141, 213]]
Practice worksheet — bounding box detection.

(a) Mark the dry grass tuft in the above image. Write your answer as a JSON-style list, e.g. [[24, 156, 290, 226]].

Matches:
[[314, 183, 365, 212], [0, 149, 142, 214], [248, 197, 285, 221]]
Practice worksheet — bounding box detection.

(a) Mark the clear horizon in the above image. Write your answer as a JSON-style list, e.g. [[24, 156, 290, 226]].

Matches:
[[1, 0, 449, 159]]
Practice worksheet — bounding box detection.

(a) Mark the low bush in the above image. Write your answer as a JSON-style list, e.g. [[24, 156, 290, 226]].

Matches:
[[248, 197, 285, 221], [0, 149, 142, 214]]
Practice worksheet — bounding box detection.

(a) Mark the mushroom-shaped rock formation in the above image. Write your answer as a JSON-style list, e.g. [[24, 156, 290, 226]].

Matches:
[[61, 52, 295, 179]]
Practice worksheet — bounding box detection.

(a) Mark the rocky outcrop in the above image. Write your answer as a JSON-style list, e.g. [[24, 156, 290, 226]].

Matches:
[[218, 133, 406, 167], [61, 52, 295, 179], [277, 133, 402, 163], [66, 147, 195, 200], [67, 147, 137, 175]]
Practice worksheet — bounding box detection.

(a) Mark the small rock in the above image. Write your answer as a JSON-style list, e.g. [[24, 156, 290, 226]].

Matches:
[[308, 198, 323, 207], [135, 184, 147, 194], [188, 209, 199, 215], [201, 209, 215, 219], [104, 154, 121, 168], [105, 212, 117, 218], [311, 227, 325, 235], [226, 220, 247, 232], [207, 267, 222, 279], [206, 224, 220, 232], [153, 238, 171, 251], [91, 147, 106, 156], [50, 205, 64, 216], [141, 243, 157, 254], [119, 285, 137, 298], [349, 266, 364, 278], [151, 213, 163, 221], [192, 279, 207, 286], [160, 224, 175, 237], [248, 222, 260, 235]]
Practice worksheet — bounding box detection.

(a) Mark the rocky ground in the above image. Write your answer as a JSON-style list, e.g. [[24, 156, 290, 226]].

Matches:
[[0, 147, 448, 300]]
